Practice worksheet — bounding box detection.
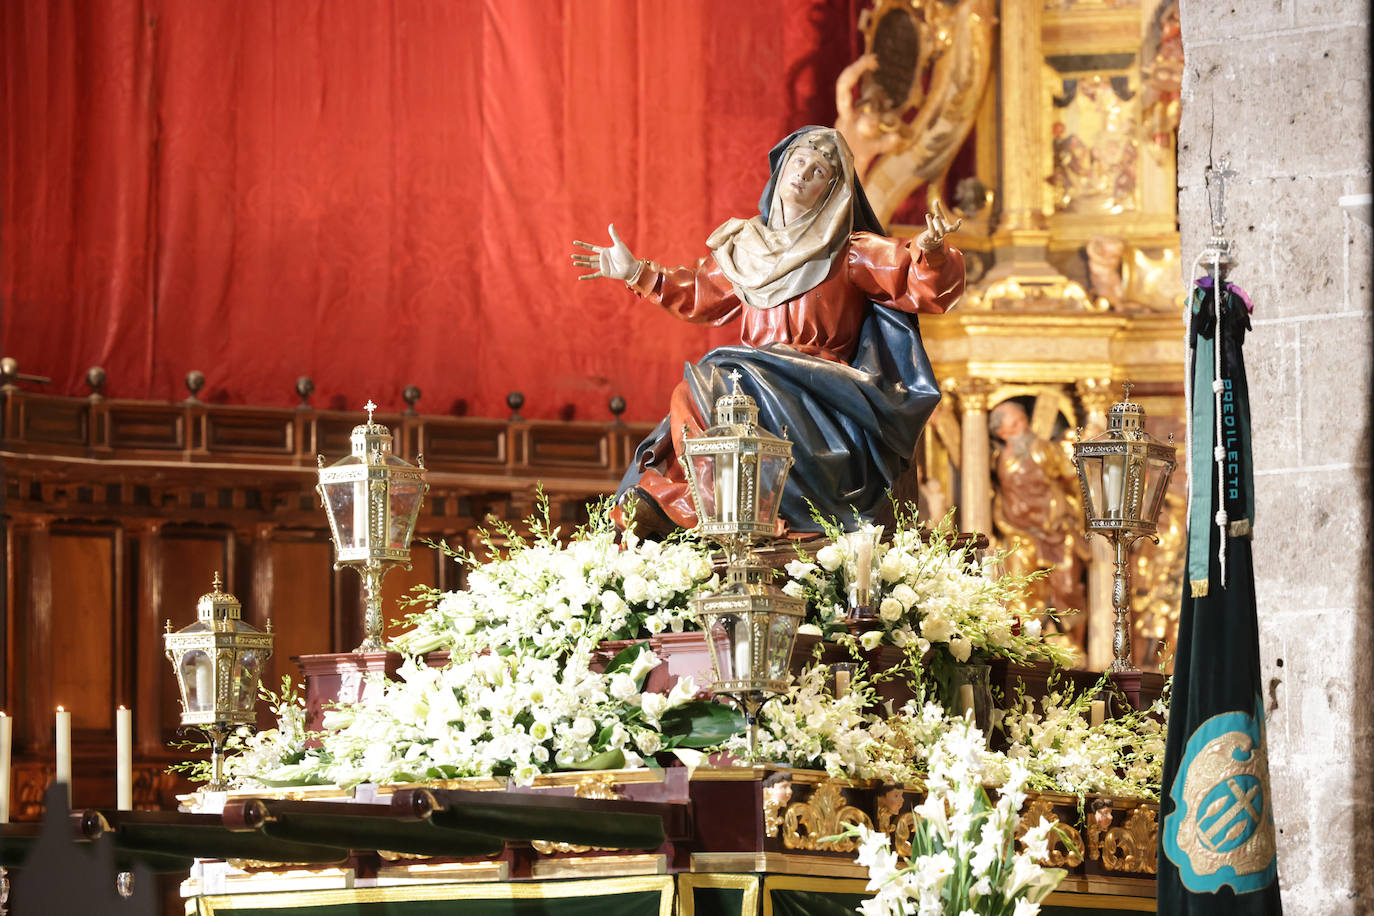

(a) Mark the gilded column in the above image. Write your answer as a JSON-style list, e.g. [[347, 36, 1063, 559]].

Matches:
[[956, 380, 994, 537], [995, 0, 1047, 236], [1076, 378, 1116, 671]]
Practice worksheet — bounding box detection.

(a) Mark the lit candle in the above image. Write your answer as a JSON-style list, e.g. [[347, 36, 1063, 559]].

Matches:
[[1090, 700, 1106, 728], [55, 706, 72, 807], [0, 711, 11, 823], [116, 706, 133, 810]]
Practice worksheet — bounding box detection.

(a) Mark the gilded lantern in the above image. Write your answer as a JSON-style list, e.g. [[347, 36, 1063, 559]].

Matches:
[[1071, 382, 1177, 674], [317, 400, 429, 651], [680, 377, 795, 547], [164, 572, 274, 791], [1073, 383, 1177, 538], [681, 374, 804, 747]]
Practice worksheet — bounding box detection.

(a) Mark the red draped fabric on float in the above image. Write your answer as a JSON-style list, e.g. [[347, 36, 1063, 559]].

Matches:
[[2, 0, 860, 421]]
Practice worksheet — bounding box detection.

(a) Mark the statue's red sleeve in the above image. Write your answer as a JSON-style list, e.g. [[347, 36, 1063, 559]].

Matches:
[[845, 231, 966, 315], [627, 254, 743, 326]]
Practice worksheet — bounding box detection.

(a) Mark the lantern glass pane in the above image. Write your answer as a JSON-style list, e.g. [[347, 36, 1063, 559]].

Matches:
[[764, 614, 797, 681], [755, 454, 789, 527], [691, 455, 717, 522], [233, 649, 264, 712], [1144, 456, 1172, 525], [387, 481, 423, 549], [181, 649, 214, 713], [1080, 455, 1104, 519], [322, 480, 358, 547], [708, 615, 747, 682]]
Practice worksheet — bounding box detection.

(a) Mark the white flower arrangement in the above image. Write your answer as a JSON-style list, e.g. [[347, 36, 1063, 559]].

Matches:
[[847, 716, 1066, 916], [999, 675, 1168, 801], [393, 495, 718, 658], [216, 496, 736, 789], [785, 506, 1074, 674]]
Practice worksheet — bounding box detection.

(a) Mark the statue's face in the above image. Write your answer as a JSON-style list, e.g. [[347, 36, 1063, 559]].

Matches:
[[778, 144, 836, 216]]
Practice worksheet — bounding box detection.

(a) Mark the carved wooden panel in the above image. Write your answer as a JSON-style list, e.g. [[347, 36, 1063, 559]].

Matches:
[[106, 406, 187, 450], [522, 424, 611, 471], [264, 539, 335, 701], [48, 529, 119, 733], [202, 410, 295, 454], [18, 399, 89, 447], [418, 420, 507, 466]]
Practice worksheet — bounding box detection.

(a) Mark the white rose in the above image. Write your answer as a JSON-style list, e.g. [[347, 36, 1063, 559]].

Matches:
[[634, 730, 662, 755], [878, 553, 905, 583], [623, 574, 650, 603], [891, 583, 917, 610], [921, 614, 956, 644], [948, 635, 972, 662], [815, 544, 844, 572], [600, 590, 626, 615], [878, 597, 904, 622], [1024, 618, 1042, 639], [797, 623, 823, 637], [608, 672, 640, 703]]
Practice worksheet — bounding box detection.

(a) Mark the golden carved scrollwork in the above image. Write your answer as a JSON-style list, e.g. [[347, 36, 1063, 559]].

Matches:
[[1015, 797, 1084, 867], [762, 778, 792, 839], [1086, 803, 1159, 874], [531, 775, 625, 855], [782, 781, 873, 852], [837, 0, 996, 225]]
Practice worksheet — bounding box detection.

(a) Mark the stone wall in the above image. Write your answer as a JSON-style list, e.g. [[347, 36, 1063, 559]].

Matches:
[[1177, 1, 1371, 911]]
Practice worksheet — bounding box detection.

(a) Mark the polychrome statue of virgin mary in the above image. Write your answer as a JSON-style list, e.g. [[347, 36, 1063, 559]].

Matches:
[[572, 126, 965, 535]]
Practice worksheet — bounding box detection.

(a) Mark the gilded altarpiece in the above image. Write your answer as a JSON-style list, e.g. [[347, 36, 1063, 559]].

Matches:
[[836, 0, 1186, 669]]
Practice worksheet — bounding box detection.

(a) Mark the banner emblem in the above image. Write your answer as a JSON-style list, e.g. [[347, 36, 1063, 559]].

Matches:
[[1163, 707, 1278, 893]]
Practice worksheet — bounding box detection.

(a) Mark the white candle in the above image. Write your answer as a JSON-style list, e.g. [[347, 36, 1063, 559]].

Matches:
[[1090, 700, 1106, 728], [855, 535, 873, 599], [956, 684, 975, 718], [834, 667, 851, 699], [55, 706, 72, 807], [1103, 456, 1126, 517], [718, 460, 736, 524], [116, 706, 133, 810], [0, 712, 11, 823], [195, 659, 213, 711]]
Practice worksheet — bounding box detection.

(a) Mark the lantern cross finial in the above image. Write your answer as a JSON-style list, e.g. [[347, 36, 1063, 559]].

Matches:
[[727, 369, 742, 391], [211, 571, 223, 593], [364, 400, 378, 423], [1121, 381, 1134, 402]]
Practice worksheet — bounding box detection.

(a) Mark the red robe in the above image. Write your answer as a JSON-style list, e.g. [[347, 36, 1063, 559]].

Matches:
[[622, 233, 965, 529]]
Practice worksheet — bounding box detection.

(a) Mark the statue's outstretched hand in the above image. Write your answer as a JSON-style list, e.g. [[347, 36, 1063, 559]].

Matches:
[[917, 200, 963, 250], [571, 224, 638, 282]]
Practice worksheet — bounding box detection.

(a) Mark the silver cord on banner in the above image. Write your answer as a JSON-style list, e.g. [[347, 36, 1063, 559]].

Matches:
[[1185, 157, 1239, 588]]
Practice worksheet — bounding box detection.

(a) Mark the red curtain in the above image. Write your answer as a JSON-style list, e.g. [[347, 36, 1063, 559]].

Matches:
[[2, 0, 859, 421]]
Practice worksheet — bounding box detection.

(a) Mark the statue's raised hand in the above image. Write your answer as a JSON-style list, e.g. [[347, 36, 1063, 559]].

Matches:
[[917, 200, 963, 250], [571, 224, 638, 282]]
